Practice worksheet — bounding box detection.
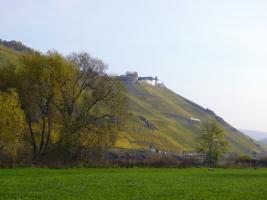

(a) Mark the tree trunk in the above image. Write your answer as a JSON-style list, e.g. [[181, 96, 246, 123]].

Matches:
[[42, 117, 51, 157], [28, 120, 37, 155]]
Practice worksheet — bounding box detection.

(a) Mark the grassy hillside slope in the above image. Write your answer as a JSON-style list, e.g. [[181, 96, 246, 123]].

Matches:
[[0, 39, 34, 67], [116, 81, 266, 156]]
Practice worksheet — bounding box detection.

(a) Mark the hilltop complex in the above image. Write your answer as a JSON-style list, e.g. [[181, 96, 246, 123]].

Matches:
[[119, 71, 164, 87]]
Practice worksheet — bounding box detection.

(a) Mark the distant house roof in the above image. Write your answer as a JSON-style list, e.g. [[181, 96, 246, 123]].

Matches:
[[138, 77, 156, 81]]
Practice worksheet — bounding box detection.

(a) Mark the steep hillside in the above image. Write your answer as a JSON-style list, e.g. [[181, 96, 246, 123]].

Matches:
[[0, 42, 26, 91], [0, 44, 20, 67], [1, 39, 265, 157], [0, 39, 36, 69], [0, 39, 34, 53], [116, 81, 266, 156]]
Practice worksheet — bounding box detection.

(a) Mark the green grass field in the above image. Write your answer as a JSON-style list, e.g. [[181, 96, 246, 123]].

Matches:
[[1, 168, 267, 200]]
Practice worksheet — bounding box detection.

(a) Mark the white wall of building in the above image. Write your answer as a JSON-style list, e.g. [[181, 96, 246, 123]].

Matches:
[[138, 79, 156, 86]]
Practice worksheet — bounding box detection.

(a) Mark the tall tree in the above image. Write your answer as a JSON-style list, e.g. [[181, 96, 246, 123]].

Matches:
[[53, 52, 127, 156], [16, 52, 66, 158], [197, 121, 228, 167]]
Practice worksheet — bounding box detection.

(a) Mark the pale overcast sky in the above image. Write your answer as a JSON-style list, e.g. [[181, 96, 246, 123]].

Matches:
[[1, 0, 267, 132]]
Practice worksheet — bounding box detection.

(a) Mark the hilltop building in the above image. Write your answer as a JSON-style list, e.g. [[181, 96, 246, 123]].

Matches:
[[125, 71, 139, 82], [120, 72, 165, 87], [138, 76, 158, 86], [138, 76, 166, 87]]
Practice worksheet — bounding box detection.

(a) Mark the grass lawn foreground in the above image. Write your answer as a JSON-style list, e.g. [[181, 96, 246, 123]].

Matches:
[[1, 168, 267, 200]]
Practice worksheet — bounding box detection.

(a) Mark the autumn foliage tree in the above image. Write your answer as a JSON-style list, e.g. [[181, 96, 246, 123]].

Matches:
[[0, 90, 26, 158], [52, 52, 127, 159], [0, 51, 127, 162], [14, 52, 70, 158]]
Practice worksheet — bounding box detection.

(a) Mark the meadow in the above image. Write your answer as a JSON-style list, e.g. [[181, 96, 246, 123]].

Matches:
[[1, 168, 267, 200]]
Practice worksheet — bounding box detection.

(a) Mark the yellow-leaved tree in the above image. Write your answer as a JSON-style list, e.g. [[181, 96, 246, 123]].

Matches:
[[0, 89, 26, 158]]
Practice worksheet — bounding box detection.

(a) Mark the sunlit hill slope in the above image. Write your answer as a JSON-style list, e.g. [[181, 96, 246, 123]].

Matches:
[[116, 80, 266, 156]]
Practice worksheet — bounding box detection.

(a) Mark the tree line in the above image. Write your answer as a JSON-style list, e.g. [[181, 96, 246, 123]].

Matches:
[[0, 50, 127, 166]]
